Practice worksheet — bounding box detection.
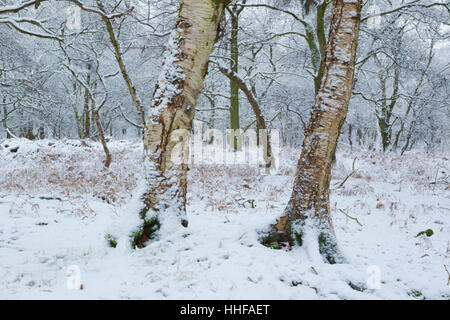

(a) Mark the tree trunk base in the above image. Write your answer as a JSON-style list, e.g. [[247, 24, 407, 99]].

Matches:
[[130, 202, 189, 249], [131, 217, 161, 249], [317, 230, 346, 264], [260, 217, 346, 264]]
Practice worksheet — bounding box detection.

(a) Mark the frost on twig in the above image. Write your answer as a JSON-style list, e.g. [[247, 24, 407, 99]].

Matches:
[[335, 157, 357, 189]]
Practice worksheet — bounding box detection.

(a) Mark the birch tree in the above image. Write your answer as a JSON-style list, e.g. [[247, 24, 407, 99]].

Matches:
[[132, 0, 229, 248], [263, 0, 363, 264]]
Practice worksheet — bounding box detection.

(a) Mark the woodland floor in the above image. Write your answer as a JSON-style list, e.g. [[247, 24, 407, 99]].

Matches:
[[0, 138, 449, 299]]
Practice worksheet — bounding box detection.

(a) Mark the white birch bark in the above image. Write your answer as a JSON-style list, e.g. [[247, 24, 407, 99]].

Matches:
[[134, 0, 227, 247], [267, 0, 363, 263]]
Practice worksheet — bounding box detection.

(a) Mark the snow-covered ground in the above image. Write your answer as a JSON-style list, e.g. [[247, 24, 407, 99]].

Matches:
[[0, 138, 449, 299]]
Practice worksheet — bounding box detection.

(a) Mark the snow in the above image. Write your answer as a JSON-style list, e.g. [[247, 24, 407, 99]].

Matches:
[[0, 138, 449, 299], [149, 29, 185, 123]]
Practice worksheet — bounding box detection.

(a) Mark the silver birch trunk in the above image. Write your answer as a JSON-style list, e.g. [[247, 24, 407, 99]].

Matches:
[[265, 0, 363, 264], [133, 0, 227, 248]]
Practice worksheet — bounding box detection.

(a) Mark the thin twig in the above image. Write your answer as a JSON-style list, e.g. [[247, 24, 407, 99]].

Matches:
[[335, 158, 357, 189], [338, 209, 363, 227]]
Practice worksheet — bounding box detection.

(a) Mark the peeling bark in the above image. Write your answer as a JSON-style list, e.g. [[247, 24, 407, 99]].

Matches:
[[135, 0, 227, 247], [266, 0, 363, 264]]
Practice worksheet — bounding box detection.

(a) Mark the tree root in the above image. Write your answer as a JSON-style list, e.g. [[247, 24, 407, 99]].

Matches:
[[260, 220, 346, 264]]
